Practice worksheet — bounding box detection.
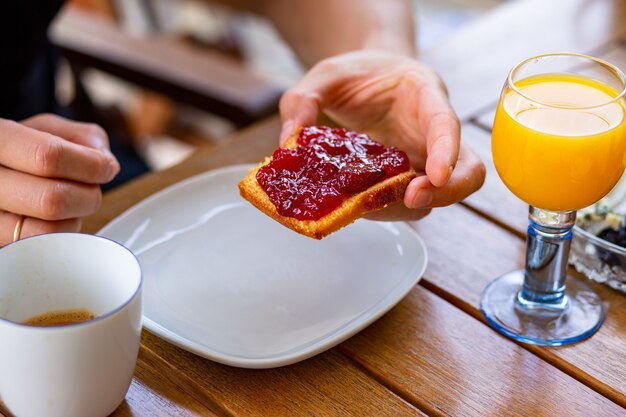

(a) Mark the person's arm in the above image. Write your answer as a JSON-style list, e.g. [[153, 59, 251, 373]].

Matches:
[[212, 0, 416, 65], [257, 0, 416, 66]]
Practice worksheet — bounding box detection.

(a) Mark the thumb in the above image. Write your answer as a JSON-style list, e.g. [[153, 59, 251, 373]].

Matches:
[[278, 89, 321, 145]]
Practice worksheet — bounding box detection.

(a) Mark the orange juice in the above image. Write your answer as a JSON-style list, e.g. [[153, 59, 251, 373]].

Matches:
[[492, 73, 626, 211]]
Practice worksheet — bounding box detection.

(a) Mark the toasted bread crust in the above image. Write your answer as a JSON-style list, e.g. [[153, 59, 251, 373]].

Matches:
[[238, 130, 416, 239]]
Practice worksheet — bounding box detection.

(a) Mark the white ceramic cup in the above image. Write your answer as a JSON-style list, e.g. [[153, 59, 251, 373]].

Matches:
[[0, 233, 142, 417]]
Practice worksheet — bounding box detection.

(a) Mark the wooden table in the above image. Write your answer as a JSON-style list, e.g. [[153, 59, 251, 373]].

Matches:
[[4, 0, 626, 415]]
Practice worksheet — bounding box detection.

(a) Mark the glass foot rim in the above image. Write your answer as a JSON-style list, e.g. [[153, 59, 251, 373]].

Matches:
[[480, 270, 605, 346]]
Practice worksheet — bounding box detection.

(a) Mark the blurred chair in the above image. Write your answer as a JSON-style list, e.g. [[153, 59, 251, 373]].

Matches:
[[50, 3, 283, 133]]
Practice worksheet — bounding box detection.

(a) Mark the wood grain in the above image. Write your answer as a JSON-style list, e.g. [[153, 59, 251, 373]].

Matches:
[[114, 354, 221, 417], [135, 286, 626, 417], [413, 203, 626, 407], [340, 286, 625, 416], [138, 332, 424, 417]]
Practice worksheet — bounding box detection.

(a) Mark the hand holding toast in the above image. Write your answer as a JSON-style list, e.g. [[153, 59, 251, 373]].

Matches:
[[278, 50, 486, 221]]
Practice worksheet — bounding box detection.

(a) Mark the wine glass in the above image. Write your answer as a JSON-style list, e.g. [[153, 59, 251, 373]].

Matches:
[[480, 53, 626, 346]]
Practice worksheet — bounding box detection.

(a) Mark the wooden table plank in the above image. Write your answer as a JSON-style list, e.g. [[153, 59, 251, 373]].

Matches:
[[115, 353, 222, 417], [420, 0, 626, 121], [340, 285, 625, 416], [131, 285, 625, 417], [139, 332, 425, 417], [414, 203, 626, 407]]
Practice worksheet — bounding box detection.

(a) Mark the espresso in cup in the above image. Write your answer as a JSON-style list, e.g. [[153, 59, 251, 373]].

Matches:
[[23, 307, 96, 327]]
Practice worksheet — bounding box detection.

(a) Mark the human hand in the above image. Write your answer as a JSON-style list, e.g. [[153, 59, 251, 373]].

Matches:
[[0, 114, 120, 246], [278, 50, 485, 221]]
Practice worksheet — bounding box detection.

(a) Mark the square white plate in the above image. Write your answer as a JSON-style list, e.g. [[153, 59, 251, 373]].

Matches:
[[98, 165, 427, 368]]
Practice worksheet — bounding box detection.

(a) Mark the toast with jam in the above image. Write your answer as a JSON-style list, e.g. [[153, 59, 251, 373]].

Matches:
[[238, 126, 416, 239]]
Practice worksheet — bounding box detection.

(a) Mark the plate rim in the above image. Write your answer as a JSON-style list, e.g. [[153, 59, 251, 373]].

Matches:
[[99, 164, 428, 368]]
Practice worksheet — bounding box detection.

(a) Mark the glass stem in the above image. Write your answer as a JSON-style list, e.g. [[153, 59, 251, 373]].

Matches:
[[520, 206, 576, 311]]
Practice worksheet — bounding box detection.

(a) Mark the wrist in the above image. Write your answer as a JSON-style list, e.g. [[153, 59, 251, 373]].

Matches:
[[362, 31, 416, 58]]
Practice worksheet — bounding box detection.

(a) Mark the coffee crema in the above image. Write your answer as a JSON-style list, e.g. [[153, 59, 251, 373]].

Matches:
[[23, 308, 96, 327]]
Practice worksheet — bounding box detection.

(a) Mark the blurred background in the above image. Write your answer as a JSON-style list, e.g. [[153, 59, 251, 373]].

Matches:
[[57, 0, 506, 173]]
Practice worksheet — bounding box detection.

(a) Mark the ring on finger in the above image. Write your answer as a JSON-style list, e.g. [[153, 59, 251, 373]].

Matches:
[[13, 214, 24, 242]]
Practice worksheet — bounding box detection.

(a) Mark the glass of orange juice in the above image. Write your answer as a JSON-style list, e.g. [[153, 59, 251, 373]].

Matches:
[[480, 53, 626, 346]]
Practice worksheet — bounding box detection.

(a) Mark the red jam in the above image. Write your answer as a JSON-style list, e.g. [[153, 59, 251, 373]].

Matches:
[[256, 126, 411, 220]]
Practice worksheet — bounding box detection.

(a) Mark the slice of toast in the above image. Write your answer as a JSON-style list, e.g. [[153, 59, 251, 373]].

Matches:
[[238, 129, 416, 239]]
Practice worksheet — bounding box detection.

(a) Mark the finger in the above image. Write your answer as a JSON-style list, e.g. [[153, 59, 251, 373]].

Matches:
[[0, 211, 81, 247], [22, 115, 120, 180], [0, 118, 119, 184], [424, 112, 460, 187], [405, 143, 486, 209], [278, 89, 322, 145], [403, 174, 433, 207], [278, 56, 357, 145], [22, 114, 111, 153], [0, 166, 102, 220], [412, 75, 461, 187]]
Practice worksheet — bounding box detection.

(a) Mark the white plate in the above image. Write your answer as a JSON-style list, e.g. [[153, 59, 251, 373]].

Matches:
[[99, 165, 427, 368]]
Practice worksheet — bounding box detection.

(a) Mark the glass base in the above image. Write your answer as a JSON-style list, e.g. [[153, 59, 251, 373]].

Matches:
[[480, 270, 604, 346]]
